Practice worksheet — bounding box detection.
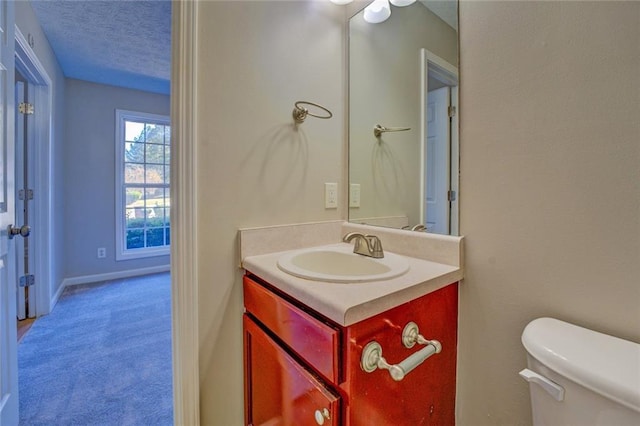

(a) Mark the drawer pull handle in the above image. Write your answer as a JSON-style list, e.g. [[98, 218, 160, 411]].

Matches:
[[314, 408, 330, 425], [360, 338, 442, 381]]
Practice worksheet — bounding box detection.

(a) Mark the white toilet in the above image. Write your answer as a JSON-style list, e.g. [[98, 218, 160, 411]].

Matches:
[[520, 317, 640, 425]]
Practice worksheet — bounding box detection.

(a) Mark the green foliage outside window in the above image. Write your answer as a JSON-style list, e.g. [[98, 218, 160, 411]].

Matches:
[[126, 226, 170, 249]]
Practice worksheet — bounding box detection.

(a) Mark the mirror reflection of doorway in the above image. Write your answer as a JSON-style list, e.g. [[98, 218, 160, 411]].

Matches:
[[421, 49, 459, 235]]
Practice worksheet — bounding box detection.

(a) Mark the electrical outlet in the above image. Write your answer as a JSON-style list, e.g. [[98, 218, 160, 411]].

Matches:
[[325, 183, 338, 209], [97, 248, 106, 259], [349, 183, 361, 208]]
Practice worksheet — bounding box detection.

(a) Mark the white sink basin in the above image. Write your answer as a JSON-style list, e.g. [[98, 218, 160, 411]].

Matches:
[[277, 244, 410, 283]]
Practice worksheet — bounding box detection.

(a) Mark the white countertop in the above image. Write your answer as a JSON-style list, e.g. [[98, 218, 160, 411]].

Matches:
[[242, 242, 463, 326]]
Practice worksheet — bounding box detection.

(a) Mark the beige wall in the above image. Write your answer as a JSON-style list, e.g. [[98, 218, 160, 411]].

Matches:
[[457, 1, 640, 424], [194, 2, 345, 424]]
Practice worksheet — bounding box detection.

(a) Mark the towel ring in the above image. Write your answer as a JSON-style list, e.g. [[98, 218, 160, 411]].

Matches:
[[292, 101, 333, 124]]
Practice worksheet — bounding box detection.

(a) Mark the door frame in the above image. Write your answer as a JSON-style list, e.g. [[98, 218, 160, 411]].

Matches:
[[14, 26, 53, 316], [171, 1, 200, 424], [419, 49, 459, 235]]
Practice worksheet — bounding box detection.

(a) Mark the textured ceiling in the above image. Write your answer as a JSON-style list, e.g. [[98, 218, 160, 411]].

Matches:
[[28, 0, 452, 96], [30, 0, 171, 95]]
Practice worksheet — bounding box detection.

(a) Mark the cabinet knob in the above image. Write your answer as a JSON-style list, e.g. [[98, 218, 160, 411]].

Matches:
[[314, 408, 330, 425]]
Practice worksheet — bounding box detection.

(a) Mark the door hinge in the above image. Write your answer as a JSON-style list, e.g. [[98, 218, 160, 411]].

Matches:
[[448, 190, 457, 202], [19, 274, 35, 287], [18, 102, 34, 115], [448, 106, 457, 118], [18, 189, 34, 200]]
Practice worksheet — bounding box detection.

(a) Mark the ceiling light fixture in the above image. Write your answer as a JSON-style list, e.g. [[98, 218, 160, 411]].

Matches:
[[329, 0, 354, 5], [363, 0, 392, 24], [389, 0, 416, 6]]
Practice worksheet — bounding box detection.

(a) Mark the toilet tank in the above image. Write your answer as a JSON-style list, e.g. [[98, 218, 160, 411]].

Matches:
[[520, 317, 640, 426]]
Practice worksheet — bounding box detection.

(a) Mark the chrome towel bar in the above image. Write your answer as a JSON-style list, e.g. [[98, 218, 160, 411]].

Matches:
[[374, 124, 411, 137], [360, 322, 442, 381]]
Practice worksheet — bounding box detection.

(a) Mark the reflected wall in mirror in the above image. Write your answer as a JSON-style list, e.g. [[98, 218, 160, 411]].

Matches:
[[348, 0, 459, 235]]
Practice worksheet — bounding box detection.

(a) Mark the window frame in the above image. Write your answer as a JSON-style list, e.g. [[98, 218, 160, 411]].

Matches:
[[115, 109, 171, 261]]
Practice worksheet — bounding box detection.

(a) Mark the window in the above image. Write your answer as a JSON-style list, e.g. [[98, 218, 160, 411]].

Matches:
[[116, 110, 170, 260]]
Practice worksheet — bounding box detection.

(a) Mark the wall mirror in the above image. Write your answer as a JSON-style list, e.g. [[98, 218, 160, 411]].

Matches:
[[348, 0, 459, 235]]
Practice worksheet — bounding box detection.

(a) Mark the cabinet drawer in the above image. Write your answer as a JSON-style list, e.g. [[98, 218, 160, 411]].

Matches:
[[243, 275, 340, 383]]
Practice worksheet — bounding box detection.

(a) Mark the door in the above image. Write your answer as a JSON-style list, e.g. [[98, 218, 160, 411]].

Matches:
[[14, 71, 35, 320], [243, 315, 341, 426], [0, 0, 19, 424], [425, 86, 451, 234], [420, 49, 459, 235]]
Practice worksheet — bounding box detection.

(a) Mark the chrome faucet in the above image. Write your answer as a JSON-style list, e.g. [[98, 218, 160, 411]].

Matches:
[[342, 232, 384, 259]]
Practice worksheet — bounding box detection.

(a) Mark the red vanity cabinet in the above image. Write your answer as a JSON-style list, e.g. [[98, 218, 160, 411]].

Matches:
[[243, 274, 458, 426]]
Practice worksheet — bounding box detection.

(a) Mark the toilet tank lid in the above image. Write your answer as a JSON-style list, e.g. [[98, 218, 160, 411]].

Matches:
[[522, 317, 640, 413]]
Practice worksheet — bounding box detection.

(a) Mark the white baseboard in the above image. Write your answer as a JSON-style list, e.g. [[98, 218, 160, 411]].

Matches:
[[61, 265, 171, 288], [47, 264, 170, 316]]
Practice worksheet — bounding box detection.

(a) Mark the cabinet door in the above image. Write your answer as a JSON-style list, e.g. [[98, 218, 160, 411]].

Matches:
[[244, 315, 340, 426], [343, 283, 458, 426]]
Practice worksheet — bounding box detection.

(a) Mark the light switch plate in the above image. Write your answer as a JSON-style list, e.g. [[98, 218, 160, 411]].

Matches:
[[325, 183, 338, 209], [349, 183, 361, 208]]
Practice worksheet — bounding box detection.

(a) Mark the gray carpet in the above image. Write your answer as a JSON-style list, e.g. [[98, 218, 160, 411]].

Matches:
[[18, 273, 173, 425]]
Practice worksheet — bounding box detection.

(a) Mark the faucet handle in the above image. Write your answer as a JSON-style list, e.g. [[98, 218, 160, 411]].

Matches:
[[365, 235, 384, 259]]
